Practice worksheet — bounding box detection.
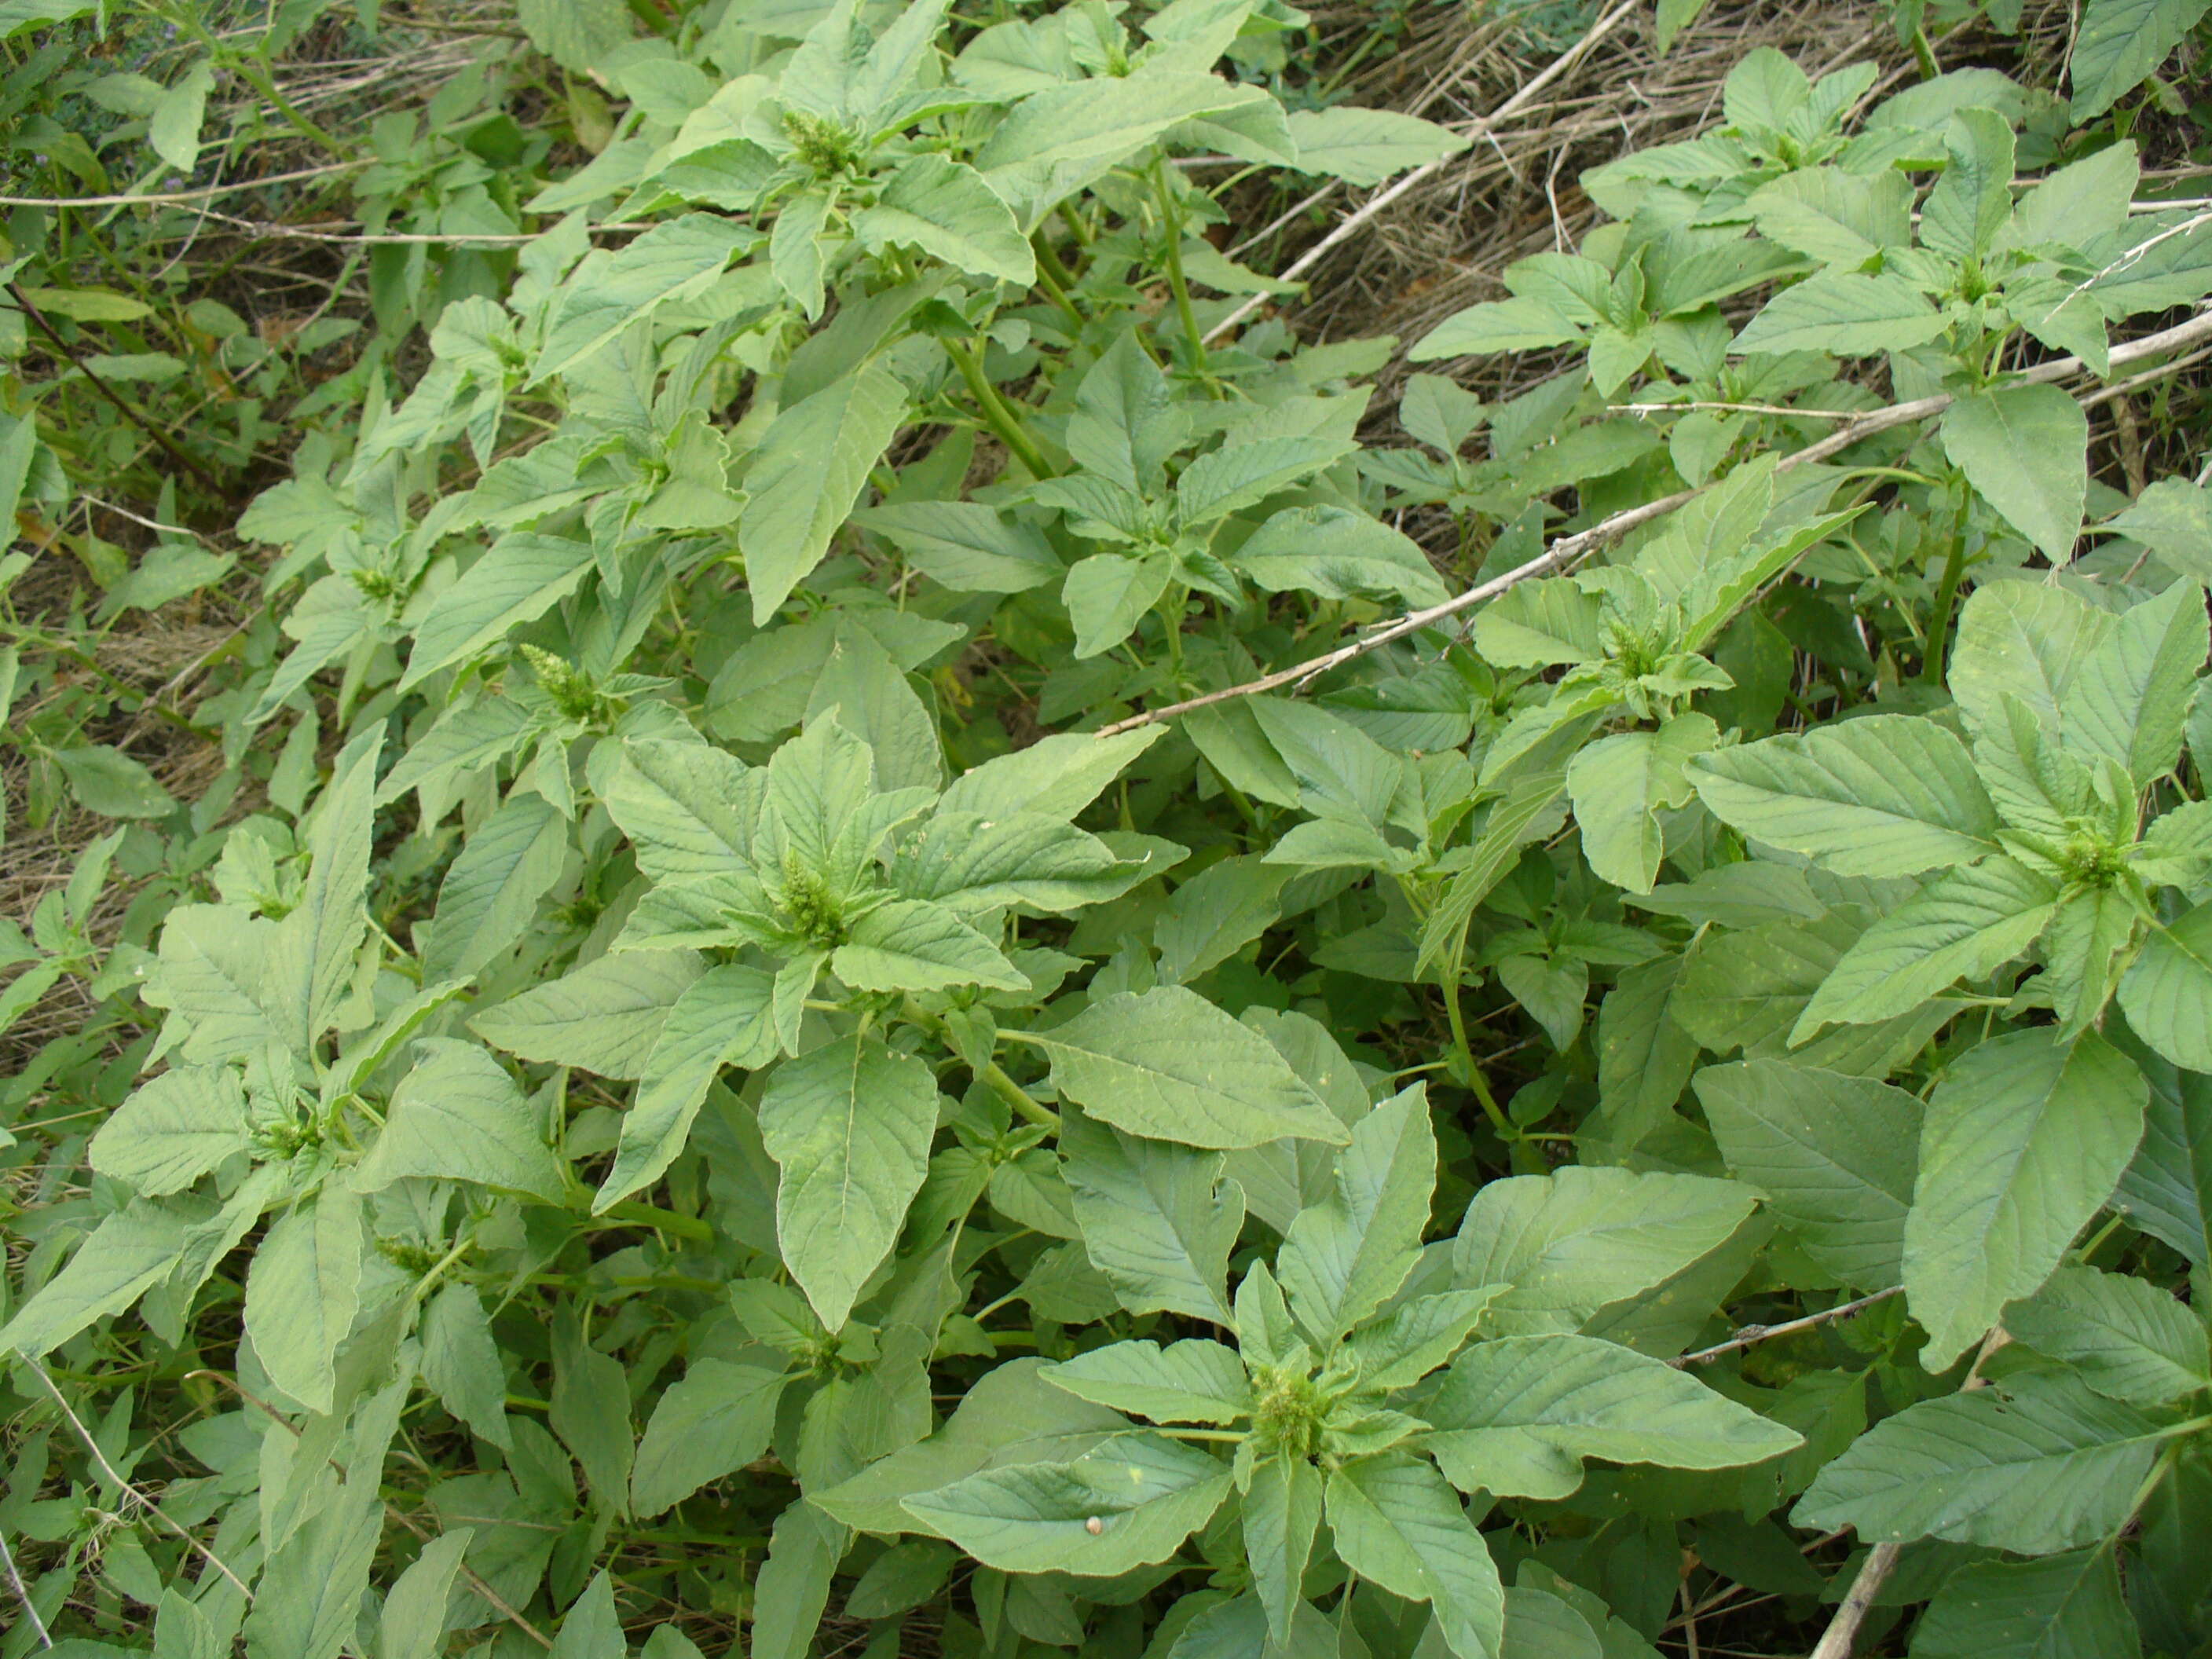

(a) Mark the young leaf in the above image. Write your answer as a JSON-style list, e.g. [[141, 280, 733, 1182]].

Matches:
[[1244, 1454, 1324, 1646], [1045, 1339, 1250, 1424], [423, 793, 569, 984], [537, 214, 757, 377], [1276, 1086, 1437, 1343], [595, 964, 779, 1211], [1423, 1333, 1802, 1499], [1566, 715, 1715, 895], [2067, 578, 2207, 787], [1325, 1455, 1505, 1659], [758, 1031, 940, 1330], [1903, 1029, 2148, 1370], [401, 535, 595, 691]]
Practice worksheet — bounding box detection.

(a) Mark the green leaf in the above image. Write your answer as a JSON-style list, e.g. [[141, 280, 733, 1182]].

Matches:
[[1286, 105, 1468, 186], [1244, 1454, 1323, 1646], [1921, 109, 2016, 262], [1731, 272, 1949, 356], [1910, 1547, 2144, 1659], [516, 0, 632, 74], [1687, 716, 1999, 876], [53, 743, 175, 819], [938, 727, 1164, 822], [855, 154, 1035, 284], [246, 1474, 383, 1659], [1061, 1108, 1244, 1324], [1939, 384, 2090, 562], [423, 793, 569, 984], [536, 214, 749, 376], [1949, 579, 2109, 740], [1998, 140, 2141, 256], [1325, 1455, 1505, 1659], [631, 1360, 790, 1516], [419, 1282, 509, 1449], [1064, 550, 1171, 659], [1794, 857, 2057, 1036], [0, 1199, 191, 1359], [1424, 1333, 1801, 1500], [357, 1039, 564, 1202], [377, 1528, 474, 1659], [741, 364, 909, 624], [1412, 295, 1585, 362], [148, 60, 213, 172], [758, 1032, 940, 1330], [2101, 478, 2212, 579], [604, 737, 759, 883], [2070, 0, 2212, 117], [1277, 1086, 1436, 1343], [87, 1066, 248, 1196], [1175, 433, 1355, 527], [551, 1316, 635, 1515], [2069, 579, 2207, 786], [551, 1572, 624, 1659], [1452, 1167, 1759, 1336], [903, 1431, 1232, 1577], [471, 949, 704, 1079], [1234, 505, 1450, 607], [401, 535, 594, 690], [1045, 1339, 1250, 1424], [1792, 1370, 2174, 1551], [750, 1500, 840, 1659], [2007, 1263, 2210, 1405], [595, 964, 778, 1211], [854, 500, 1062, 593], [1567, 716, 1716, 895], [834, 898, 1027, 994], [976, 70, 1275, 172], [1694, 1060, 1919, 1291], [2112, 1027, 2212, 1265], [245, 1184, 364, 1414], [1904, 1029, 2148, 1370], [813, 1357, 1127, 1535], [1020, 986, 1352, 1149]]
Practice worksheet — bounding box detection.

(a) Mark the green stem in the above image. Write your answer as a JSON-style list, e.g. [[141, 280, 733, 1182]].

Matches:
[[906, 998, 1064, 1131], [163, 8, 349, 159], [408, 1232, 474, 1306], [1032, 236, 1086, 329], [1442, 970, 1514, 1141], [1908, 24, 1939, 80], [1921, 493, 1972, 686], [946, 335, 1055, 479], [1152, 158, 1211, 381], [597, 1200, 713, 1245], [1156, 1427, 1246, 1443]]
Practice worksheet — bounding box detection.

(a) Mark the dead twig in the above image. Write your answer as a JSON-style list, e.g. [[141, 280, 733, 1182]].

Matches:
[[1671, 1287, 1903, 1368], [22, 1357, 254, 1599], [1097, 306, 2212, 737], [1807, 1328, 2010, 1659]]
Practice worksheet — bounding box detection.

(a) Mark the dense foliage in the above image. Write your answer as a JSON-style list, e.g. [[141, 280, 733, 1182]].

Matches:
[[3, 2, 2212, 1657]]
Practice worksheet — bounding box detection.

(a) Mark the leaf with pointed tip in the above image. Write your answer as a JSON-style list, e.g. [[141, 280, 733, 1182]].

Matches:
[[1276, 1086, 1436, 1343], [1903, 1030, 2148, 1370], [1325, 1455, 1505, 1659], [1424, 1333, 1802, 1500], [1045, 1339, 1249, 1424]]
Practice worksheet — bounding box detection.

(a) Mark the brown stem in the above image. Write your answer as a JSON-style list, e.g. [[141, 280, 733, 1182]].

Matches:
[[7, 281, 225, 496]]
